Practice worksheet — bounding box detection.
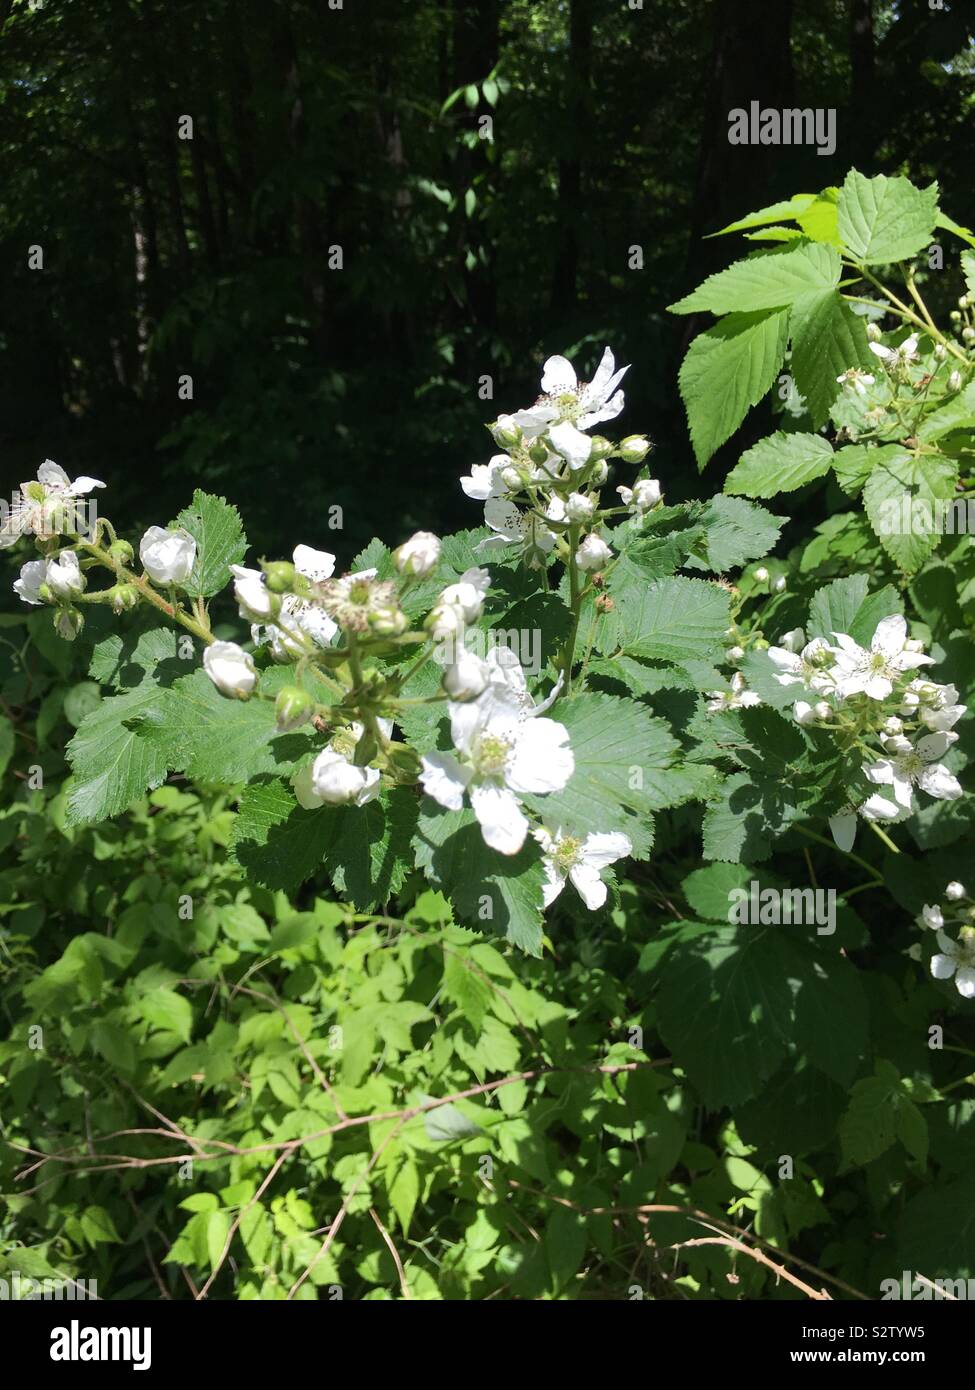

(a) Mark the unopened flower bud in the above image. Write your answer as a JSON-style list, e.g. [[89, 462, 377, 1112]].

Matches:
[[631, 478, 662, 511], [753, 566, 769, 583], [866, 322, 882, 342], [108, 538, 135, 566], [883, 716, 904, 736], [618, 434, 651, 464], [946, 881, 966, 901], [443, 649, 489, 701], [275, 684, 314, 731], [110, 583, 140, 613], [963, 327, 975, 344], [491, 415, 521, 449], [727, 645, 745, 662], [55, 607, 84, 641], [948, 370, 962, 391], [576, 533, 613, 571], [959, 296, 970, 310], [950, 310, 962, 324], [368, 605, 408, 636], [591, 460, 608, 485], [566, 492, 595, 523], [588, 436, 613, 461], [140, 525, 196, 586], [773, 576, 786, 592], [305, 747, 380, 807], [46, 551, 85, 600], [794, 701, 817, 726], [814, 701, 831, 721], [203, 640, 256, 698], [394, 531, 441, 578], [528, 443, 550, 466], [501, 465, 523, 489], [934, 343, 947, 361], [426, 602, 463, 640], [263, 560, 297, 594]]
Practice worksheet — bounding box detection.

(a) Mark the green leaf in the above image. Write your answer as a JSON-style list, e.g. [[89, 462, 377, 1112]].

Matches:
[[413, 801, 546, 954], [659, 925, 866, 1109], [678, 309, 790, 468], [330, 787, 418, 911], [65, 684, 181, 824], [682, 862, 756, 921], [669, 242, 840, 315], [837, 170, 939, 265], [88, 619, 186, 690], [231, 777, 342, 892], [789, 290, 873, 428], [63, 681, 102, 728], [917, 382, 975, 443], [80, 1205, 122, 1246], [832, 442, 884, 497], [701, 770, 799, 863], [656, 925, 794, 1108], [386, 1154, 420, 1235], [705, 195, 817, 239], [899, 1178, 975, 1280], [838, 1068, 900, 1166], [687, 496, 784, 572], [862, 450, 959, 572], [155, 668, 317, 784], [725, 431, 834, 498], [935, 211, 975, 250], [615, 576, 731, 663], [546, 1207, 587, 1291], [521, 692, 699, 849], [963, 250, 975, 297], [140, 988, 193, 1044], [442, 949, 494, 1033], [173, 489, 248, 599], [807, 575, 902, 646]]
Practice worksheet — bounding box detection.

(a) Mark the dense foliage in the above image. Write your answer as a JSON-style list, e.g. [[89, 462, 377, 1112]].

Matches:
[[2, 1, 975, 1305], [3, 166, 974, 1301]]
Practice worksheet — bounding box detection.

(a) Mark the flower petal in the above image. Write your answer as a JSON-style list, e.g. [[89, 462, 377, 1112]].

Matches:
[[569, 861, 608, 910], [470, 783, 529, 855], [506, 718, 574, 793], [419, 752, 470, 811]]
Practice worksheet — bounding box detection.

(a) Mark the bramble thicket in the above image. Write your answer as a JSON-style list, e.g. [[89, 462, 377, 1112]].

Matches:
[[2, 125, 975, 1307]]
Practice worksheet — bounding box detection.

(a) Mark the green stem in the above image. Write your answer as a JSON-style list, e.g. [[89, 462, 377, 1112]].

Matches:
[[560, 523, 582, 697], [347, 635, 389, 750], [79, 541, 212, 644], [793, 823, 885, 885], [867, 820, 900, 854]]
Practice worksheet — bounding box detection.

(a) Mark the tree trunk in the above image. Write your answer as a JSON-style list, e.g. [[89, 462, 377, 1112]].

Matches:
[[549, 0, 592, 315]]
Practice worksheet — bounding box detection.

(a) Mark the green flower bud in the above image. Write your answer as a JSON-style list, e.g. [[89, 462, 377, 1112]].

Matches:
[[109, 539, 135, 566], [264, 561, 297, 594], [368, 606, 408, 637], [275, 684, 315, 732], [588, 436, 613, 461], [55, 607, 84, 641], [110, 583, 140, 613], [528, 443, 549, 465], [618, 434, 651, 464]]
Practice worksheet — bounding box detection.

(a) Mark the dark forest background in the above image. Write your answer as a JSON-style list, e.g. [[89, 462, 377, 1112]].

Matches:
[[2, 0, 974, 560]]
